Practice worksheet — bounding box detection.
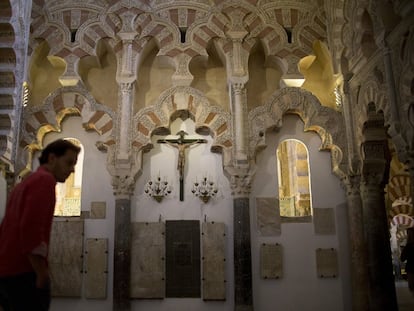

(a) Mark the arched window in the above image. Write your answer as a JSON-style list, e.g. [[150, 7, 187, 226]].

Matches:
[[54, 138, 84, 217], [277, 139, 312, 217]]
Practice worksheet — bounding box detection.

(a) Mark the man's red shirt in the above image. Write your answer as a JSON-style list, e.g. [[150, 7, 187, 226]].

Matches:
[[0, 166, 56, 277]]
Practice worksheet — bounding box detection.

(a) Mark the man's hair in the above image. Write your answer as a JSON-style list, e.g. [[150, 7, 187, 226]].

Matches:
[[39, 139, 81, 165]]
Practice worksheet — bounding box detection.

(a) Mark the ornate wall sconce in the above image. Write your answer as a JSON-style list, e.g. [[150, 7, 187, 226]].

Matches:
[[144, 176, 171, 202], [192, 176, 218, 203]]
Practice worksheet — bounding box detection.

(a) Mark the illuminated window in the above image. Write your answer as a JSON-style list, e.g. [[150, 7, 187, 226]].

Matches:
[[277, 139, 312, 217], [54, 138, 83, 217]]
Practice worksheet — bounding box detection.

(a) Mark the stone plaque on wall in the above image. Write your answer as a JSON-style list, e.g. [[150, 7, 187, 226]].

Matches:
[[313, 208, 336, 235], [85, 238, 108, 299], [256, 197, 280, 236], [131, 222, 165, 298], [90, 201, 106, 219], [260, 243, 283, 279], [202, 222, 226, 300], [166, 220, 200, 298], [49, 219, 84, 297], [316, 248, 338, 278]]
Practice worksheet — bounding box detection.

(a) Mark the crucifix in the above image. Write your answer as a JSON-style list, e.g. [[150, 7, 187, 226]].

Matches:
[[157, 130, 207, 201]]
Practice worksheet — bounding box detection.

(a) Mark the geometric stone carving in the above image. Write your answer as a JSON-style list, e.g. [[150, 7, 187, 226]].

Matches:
[[313, 208, 336, 235], [260, 243, 283, 279], [84, 238, 108, 299], [315, 248, 338, 278], [202, 222, 226, 300], [90, 201, 106, 219], [49, 219, 84, 297], [131, 222, 165, 298], [256, 197, 280, 236]]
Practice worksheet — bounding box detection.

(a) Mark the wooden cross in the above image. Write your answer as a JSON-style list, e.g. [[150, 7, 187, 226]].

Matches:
[[157, 130, 207, 201]]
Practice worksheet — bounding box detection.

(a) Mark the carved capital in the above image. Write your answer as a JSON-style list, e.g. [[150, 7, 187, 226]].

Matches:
[[112, 174, 135, 197], [232, 82, 245, 95], [172, 54, 193, 86], [342, 174, 362, 197], [120, 82, 133, 93], [230, 174, 252, 197], [59, 54, 81, 86]]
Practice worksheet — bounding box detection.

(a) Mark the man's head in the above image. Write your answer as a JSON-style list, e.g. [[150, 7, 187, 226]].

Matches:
[[39, 139, 81, 183]]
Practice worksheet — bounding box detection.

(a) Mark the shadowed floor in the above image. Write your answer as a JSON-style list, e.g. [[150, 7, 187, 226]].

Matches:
[[396, 280, 414, 311]]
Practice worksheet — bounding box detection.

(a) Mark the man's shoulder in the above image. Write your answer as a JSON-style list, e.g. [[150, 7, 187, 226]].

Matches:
[[24, 167, 55, 185]]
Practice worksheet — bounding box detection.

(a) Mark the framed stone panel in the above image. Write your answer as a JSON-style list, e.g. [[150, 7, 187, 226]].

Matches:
[[90, 201, 106, 219], [260, 243, 283, 279], [316, 248, 338, 278], [85, 238, 108, 299], [202, 222, 226, 300], [313, 208, 336, 235], [256, 197, 280, 236], [166, 220, 200, 298], [131, 222, 165, 298], [49, 219, 84, 297]]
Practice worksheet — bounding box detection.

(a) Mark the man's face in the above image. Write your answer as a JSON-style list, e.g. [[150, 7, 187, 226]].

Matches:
[[49, 149, 78, 183]]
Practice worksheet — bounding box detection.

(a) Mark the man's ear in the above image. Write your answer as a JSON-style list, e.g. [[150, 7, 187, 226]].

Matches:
[[47, 153, 57, 164]]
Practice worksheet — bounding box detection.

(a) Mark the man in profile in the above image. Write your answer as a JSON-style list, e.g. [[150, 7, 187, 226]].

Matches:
[[0, 139, 81, 311]]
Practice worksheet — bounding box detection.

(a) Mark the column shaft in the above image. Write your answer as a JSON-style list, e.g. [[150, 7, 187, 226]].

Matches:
[[361, 183, 398, 311], [234, 197, 253, 311], [345, 178, 370, 311], [113, 198, 131, 311]]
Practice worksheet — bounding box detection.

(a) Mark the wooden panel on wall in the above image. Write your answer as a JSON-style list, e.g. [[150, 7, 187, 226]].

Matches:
[[131, 222, 165, 298], [85, 238, 108, 299], [260, 243, 283, 279], [256, 197, 280, 236], [49, 219, 84, 297], [166, 220, 200, 298], [316, 248, 338, 278], [313, 208, 336, 235], [202, 222, 226, 300]]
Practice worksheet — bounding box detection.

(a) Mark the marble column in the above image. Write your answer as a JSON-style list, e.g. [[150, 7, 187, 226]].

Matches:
[[234, 197, 253, 311], [343, 175, 370, 311], [360, 180, 398, 311], [232, 83, 248, 162], [361, 142, 398, 311], [113, 197, 131, 311], [230, 173, 254, 311]]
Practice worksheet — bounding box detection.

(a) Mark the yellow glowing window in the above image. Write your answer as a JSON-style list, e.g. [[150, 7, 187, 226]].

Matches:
[[54, 138, 83, 217], [277, 139, 312, 217]]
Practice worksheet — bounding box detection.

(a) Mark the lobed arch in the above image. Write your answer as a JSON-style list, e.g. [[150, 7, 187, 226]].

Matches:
[[249, 87, 347, 178], [342, 1, 372, 61], [18, 86, 115, 178], [357, 78, 390, 142], [132, 86, 232, 165], [30, 5, 116, 60], [355, 82, 396, 165]]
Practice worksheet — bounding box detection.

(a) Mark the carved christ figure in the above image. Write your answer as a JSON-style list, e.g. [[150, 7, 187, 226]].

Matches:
[[157, 130, 207, 201]]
